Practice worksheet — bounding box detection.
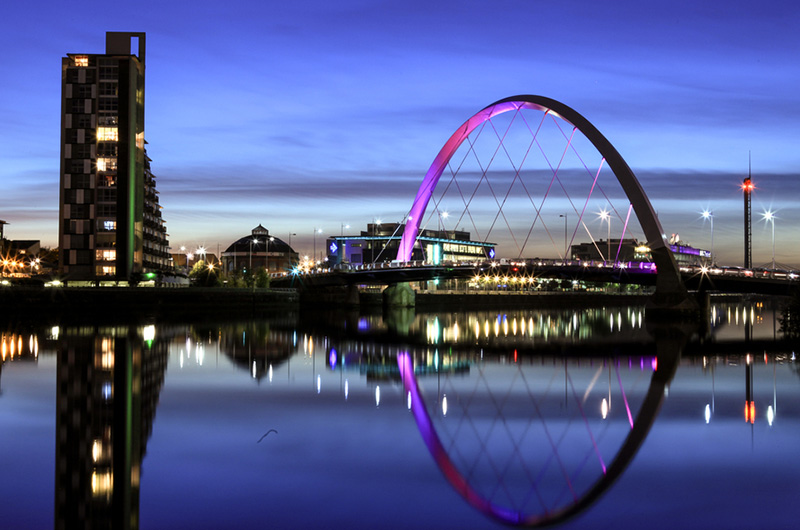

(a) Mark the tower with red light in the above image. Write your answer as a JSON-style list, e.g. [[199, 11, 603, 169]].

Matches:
[[742, 176, 754, 269]]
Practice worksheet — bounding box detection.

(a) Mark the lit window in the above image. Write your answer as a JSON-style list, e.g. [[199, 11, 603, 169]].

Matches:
[[103, 220, 116, 231], [74, 55, 89, 67], [97, 127, 118, 142], [97, 250, 116, 261], [101, 266, 115, 275]]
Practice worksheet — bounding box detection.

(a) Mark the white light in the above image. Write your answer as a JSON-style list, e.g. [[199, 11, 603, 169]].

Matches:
[[705, 404, 711, 424], [442, 395, 448, 416], [602, 398, 609, 419], [375, 386, 381, 407], [768, 405, 774, 426], [142, 325, 155, 342], [344, 379, 349, 400], [317, 374, 321, 394], [407, 391, 412, 410]]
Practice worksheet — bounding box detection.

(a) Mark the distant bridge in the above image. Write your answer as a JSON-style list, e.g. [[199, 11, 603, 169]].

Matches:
[[281, 95, 793, 306], [271, 259, 798, 297]]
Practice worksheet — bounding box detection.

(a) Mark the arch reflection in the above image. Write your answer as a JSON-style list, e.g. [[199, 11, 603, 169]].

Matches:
[[397, 328, 685, 526]]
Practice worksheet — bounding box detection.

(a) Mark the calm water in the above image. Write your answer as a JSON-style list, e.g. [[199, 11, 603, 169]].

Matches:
[[2, 299, 799, 529]]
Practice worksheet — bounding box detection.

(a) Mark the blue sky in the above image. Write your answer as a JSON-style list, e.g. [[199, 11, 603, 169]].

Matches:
[[1, 0, 799, 265]]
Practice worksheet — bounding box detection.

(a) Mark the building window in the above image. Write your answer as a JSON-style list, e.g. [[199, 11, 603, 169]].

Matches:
[[97, 204, 116, 217], [97, 158, 117, 172], [97, 189, 116, 202], [102, 220, 117, 231], [70, 99, 86, 114], [96, 143, 118, 157], [98, 83, 117, 96], [74, 55, 89, 67], [76, 85, 93, 98], [72, 144, 91, 158], [97, 174, 116, 188], [96, 127, 118, 142], [96, 249, 116, 261], [98, 98, 118, 112], [75, 115, 93, 128], [69, 159, 86, 174]]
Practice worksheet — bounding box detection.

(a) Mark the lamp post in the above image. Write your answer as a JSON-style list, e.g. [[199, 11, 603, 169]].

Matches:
[[313, 228, 322, 265], [702, 210, 714, 264], [267, 236, 275, 273], [559, 214, 568, 263], [340, 223, 349, 237], [763, 210, 776, 270], [598, 209, 611, 263], [249, 237, 259, 275]]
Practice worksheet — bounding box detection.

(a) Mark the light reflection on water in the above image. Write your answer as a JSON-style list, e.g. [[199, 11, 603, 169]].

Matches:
[[0, 299, 798, 529]]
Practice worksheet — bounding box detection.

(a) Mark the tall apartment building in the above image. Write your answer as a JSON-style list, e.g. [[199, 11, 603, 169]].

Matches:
[[59, 32, 169, 282]]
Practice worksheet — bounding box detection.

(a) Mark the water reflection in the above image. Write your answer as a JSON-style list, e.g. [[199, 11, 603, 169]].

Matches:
[[53, 326, 168, 530], [0, 297, 797, 529]]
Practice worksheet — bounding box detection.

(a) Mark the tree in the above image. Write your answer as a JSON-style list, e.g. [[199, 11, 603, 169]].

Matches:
[[189, 260, 220, 287]]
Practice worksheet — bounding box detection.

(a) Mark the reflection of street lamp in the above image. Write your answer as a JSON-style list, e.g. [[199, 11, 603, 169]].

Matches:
[[762, 210, 776, 270], [702, 210, 714, 264]]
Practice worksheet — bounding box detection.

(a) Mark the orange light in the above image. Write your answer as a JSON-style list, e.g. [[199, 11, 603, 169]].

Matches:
[[513, 349, 518, 363], [744, 401, 756, 424]]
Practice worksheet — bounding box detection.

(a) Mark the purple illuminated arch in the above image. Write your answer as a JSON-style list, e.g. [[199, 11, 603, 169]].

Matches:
[[397, 347, 680, 527], [397, 95, 687, 305]]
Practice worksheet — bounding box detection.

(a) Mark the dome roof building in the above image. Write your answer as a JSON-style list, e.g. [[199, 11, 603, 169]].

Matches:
[[222, 225, 298, 274]]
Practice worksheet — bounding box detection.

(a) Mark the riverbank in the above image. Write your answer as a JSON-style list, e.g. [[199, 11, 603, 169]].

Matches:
[[0, 286, 299, 323]]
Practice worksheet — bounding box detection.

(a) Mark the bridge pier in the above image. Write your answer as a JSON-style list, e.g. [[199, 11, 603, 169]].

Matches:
[[383, 283, 415, 308]]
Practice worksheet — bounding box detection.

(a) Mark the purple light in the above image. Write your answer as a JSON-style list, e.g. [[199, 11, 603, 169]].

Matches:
[[329, 348, 337, 370], [329, 241, 338, 254]]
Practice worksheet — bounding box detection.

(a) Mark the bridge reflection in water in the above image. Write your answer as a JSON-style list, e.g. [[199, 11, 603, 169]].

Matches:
[[1, 297, 793, 529]]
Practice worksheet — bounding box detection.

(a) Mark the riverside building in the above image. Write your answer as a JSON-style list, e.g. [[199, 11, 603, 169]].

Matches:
[[59, 32, 169, 283]]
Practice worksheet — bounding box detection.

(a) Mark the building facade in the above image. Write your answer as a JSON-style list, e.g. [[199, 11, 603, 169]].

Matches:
[[327, 222, 494, 266], [222, 225, 299, 274], [59, 32, 169, 283]]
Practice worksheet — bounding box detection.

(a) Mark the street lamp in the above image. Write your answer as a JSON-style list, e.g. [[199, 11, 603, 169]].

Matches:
[[702, 210, 714, 264], [762, 210, 776, 270], [313, 228, 323, 264], [249, 237, 259, 276], [559, 214, 568, 263], [267, 236, 275, 273], [598, 209, 611, 263]]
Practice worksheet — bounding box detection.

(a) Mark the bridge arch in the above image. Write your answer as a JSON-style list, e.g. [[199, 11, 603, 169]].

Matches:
[[396, 95, 690, 308], [397, 336, 682, 527]]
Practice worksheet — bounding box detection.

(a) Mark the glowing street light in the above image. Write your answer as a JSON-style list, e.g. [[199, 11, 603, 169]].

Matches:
[[598, 209, 611, 262], [762, 210, 776, 270], [702, 210, 714, 264], [313, 228, 323, 263]]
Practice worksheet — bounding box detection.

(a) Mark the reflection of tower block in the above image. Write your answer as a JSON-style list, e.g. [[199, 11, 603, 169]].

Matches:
[[744, 353, 755, 424], [55, 330, 167, 529]]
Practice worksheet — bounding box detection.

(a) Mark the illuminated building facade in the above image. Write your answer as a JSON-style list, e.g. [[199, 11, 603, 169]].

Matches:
[[59, 32, 169, 282], [327, 222, 494, 266], [570, 237, 711, 266]]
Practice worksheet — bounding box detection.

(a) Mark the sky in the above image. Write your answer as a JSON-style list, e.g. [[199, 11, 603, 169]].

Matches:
[[1, 0, 799, 266]]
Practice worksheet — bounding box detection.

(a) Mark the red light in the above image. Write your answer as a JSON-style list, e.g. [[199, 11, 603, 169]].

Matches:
[[744, 401, 756, 423], [514, 349, 518, 363]]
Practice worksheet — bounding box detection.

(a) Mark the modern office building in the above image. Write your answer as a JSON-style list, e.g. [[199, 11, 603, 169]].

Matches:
[[59, 32, 169, 283], [327, 222, 495, 266]]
